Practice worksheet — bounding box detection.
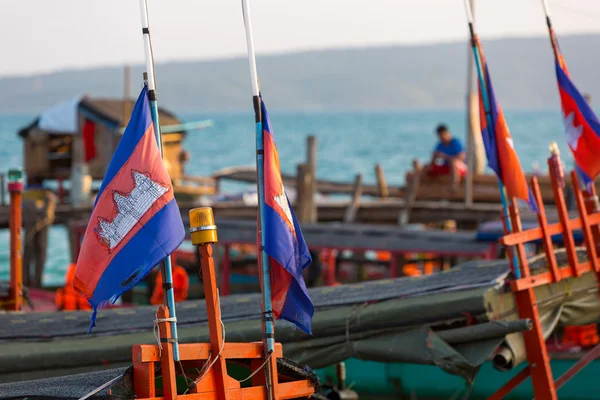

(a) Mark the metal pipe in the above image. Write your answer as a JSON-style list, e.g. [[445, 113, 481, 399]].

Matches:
[[138, 0, 180, 361], [240, 0, 276, 397]]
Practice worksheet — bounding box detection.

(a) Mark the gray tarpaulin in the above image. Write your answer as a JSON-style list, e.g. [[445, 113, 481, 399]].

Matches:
[[0, 248, 598, 393], [0, 286, 518, 384]]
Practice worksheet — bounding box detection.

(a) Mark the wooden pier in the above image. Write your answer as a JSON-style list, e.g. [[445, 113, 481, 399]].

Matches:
[[0, 198, 570, 231]]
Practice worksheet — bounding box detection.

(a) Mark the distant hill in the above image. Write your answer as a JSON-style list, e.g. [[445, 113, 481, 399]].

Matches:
[[0, 34, 598, 114]]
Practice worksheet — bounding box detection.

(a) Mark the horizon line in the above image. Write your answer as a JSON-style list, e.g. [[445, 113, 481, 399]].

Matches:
[[0, 31, 597, 80]]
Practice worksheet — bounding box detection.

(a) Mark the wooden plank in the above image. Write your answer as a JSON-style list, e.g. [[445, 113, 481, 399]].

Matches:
[[531, 176, 561, 282], [0, 198, 513, 229], [212, 166, 403, 197]]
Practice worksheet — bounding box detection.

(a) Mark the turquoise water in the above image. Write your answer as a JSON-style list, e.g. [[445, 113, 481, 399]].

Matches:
[[0, 109, 577, 286]]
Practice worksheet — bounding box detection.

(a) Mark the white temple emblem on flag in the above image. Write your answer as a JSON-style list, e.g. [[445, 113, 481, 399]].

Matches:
[[96, 170, 168, 250]]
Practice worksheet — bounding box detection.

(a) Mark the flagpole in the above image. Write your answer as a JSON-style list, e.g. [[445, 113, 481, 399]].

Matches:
[[240, 0, 277, 398], [540, 0, 560, 60], [464, 0, 521, 277], [139, 0, 181, 361]]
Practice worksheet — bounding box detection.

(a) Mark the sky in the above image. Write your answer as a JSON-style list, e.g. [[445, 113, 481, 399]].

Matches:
[[1, 0, 599, 77]]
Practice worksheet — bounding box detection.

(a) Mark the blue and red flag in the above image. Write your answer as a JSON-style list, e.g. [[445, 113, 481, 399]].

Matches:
[[260, 96, 314, 334], [550, 28, 600, 185], [476, 39, 537, 211], [74, 85, 185, 330]]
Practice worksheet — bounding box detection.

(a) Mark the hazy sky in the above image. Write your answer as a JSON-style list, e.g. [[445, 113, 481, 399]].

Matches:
[[1, 0, 599, 77]]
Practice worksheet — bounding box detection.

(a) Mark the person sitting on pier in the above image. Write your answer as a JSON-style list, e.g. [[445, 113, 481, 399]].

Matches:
[[424, 124, 467, 190]]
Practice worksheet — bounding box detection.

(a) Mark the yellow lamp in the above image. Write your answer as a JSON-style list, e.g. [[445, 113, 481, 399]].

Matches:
[[189, 207, 218, 245]]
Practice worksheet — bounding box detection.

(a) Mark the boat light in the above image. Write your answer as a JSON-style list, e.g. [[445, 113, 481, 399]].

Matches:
[[189, 207, 218, 245]]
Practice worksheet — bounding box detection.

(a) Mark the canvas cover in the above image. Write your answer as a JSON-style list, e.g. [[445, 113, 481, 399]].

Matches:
[[37, 96, 82, 134], [1, 250, 599, 391]]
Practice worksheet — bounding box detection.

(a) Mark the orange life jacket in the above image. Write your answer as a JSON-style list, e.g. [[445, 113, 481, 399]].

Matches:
[[56, 264, 92, 311], [150, 265, 189, 305]]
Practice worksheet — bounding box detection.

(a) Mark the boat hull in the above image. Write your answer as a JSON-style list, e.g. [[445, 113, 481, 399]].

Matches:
[[317, 358, 598, 399]]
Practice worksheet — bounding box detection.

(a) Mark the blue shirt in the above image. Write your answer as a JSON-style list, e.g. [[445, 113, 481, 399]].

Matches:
[[434, 138, 464, 164]]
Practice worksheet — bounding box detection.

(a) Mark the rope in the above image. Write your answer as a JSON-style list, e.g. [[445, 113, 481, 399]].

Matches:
[[153, 314, 177, 358], [185, 289, 225, 393], [239, 351, 273, 383], [76, 373, 124, 400]]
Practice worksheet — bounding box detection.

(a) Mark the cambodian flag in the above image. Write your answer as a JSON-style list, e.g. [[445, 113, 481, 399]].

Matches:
[[260, 96, 313, 334], [74, 85, 185, 331], [476, 40, 537, 211], [551, 29, 600, 185]]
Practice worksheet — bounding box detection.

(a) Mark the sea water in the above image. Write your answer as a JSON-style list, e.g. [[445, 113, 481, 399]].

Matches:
[[0, 109, 574, 286]]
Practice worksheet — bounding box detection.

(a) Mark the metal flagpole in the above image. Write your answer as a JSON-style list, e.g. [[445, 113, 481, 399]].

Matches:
[[138, 0, 181, 361], [540, 0, 561, 60], [240, 0, 276, 398], [463, 0, 521, 277]]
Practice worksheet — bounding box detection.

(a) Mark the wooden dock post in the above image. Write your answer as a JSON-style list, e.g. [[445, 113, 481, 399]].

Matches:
[[375, 164, 389, 198], [296, 163, 310, 223], [306, 136, 317, 223], [0, 173, 5, 207], [344, 174, 363, 223], [398, 162, 421, 226]]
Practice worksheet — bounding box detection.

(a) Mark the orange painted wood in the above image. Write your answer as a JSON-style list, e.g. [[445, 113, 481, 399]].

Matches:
[[531, 177, 561, 282], [277, 379, 315, 399], [140, 379, 314, 400], [157, 306, 178, 400], [509, 199, 531, 279], [503, 189, 557, 399], [137, 343, 283, 363], [549, 159, 581, 277], [267, 352, 280, 400], [189, 368, 240, 395], [502, 213, 600, 247], [510, 264, 595, 292], [572, 171, 600, 272], [201, 243, 231, 399], [584, 185, 600, 256], [515, 288, 557, 399], [326, 249, 336, 286], [487, 366, 530, 400], [221, 343, 283, 360], [133, 345, 156, 398], [8, 189, 22, 311]]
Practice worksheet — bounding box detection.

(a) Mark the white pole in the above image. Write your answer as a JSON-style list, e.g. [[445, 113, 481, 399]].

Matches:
[[464, 0, 474, 24], [240, 2, 277, 399], [241, 0, 260, 97], [138, 0, 156, 93], [541, 0, 552, 18]]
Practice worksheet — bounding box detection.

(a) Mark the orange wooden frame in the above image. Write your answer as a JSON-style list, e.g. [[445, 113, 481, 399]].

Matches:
[[488, 154, 600, 400], [132, 242, 315, 400], [4, 181, 23, 311]]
